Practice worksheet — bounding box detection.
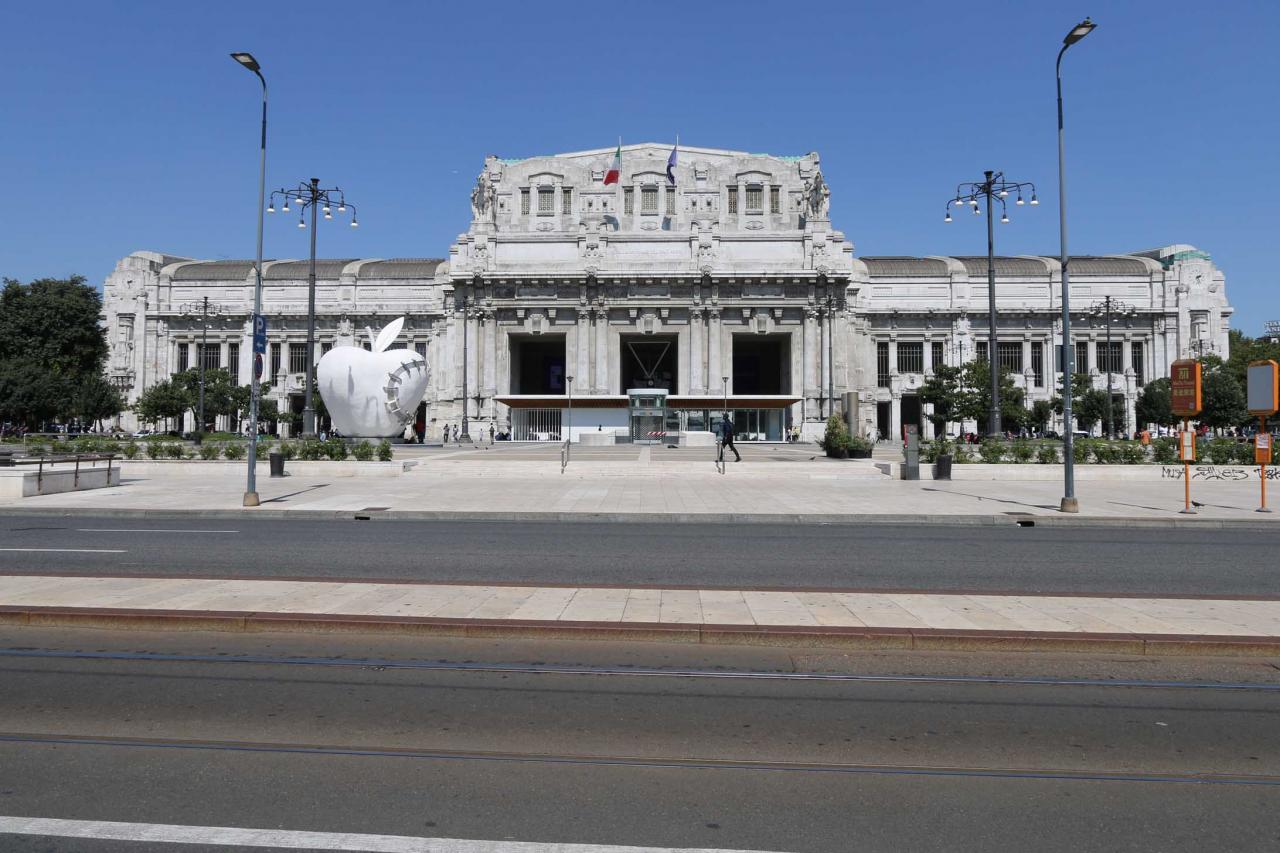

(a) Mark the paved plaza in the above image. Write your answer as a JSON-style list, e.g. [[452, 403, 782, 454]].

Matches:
[[1, 442, 1275, 523]]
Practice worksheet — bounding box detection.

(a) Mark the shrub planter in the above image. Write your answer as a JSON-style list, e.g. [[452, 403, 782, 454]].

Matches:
[[849, 448, 872, 459]]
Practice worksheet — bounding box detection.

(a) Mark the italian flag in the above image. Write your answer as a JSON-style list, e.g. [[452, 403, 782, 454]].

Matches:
[[604, 141, 621, 185]]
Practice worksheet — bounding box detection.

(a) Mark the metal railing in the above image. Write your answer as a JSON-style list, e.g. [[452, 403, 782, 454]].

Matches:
[[0, 453, 116, 489]]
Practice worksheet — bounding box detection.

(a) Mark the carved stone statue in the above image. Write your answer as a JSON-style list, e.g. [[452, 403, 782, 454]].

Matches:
[[470, 171, 493, 222], [805, 170, 830, 219]]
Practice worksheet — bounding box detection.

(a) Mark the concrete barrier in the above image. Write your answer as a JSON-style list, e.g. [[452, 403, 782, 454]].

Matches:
[[875, 462, 1276, 482], [578, 432, 617, 446], [0, 463, 121, 498], [119, 460, 415, 478]]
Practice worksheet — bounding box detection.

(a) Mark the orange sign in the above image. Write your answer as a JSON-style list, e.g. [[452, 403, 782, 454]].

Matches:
[[1171, 359, 1202, 417]]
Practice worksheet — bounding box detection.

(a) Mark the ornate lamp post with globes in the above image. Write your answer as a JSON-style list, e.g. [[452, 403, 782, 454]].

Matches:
[[1088, 296, 1137, 440], [179, 296, 223, 442], [267, 179, 358, 437], [944, 171, 1038, 436]]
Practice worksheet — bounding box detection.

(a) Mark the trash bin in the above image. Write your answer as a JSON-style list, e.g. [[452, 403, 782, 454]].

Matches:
[[935, 454, 953, 480], [268, 451, 286, 478]]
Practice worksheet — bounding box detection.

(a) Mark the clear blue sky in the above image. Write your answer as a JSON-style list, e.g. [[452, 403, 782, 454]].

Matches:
[[3, 1, 1277, 333]]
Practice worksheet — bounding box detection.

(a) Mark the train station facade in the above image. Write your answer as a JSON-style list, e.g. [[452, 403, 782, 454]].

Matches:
[[101, 143, 1233, 441]]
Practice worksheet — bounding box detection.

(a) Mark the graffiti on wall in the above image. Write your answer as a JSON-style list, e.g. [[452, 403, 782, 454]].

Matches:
[[1161, 466, 1279, 481]]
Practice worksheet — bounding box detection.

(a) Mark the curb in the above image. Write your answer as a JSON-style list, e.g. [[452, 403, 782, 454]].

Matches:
[[4, 606, 1279, 658], [0, 506, 1275, 530]]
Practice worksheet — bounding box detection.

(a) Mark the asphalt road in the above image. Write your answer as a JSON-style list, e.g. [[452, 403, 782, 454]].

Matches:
[[1, 629, 1278, 852], [0, 513, 1278, 595]]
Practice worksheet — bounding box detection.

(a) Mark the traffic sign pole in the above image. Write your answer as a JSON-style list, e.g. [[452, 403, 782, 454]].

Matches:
[[1246, 360, 1279, 514], [1179, 420, 1195, 515]]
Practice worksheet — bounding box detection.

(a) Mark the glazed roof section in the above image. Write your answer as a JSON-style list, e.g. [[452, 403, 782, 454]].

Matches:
[[861, 255, 1154, 277], [168, 259, 447, 281]]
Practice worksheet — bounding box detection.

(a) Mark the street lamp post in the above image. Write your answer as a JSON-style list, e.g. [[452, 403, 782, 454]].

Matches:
[[230, 52, 267, 507], [1089, 297, 1136, 439], [180, 296, 222, 442], [1056, 16, 1097, 514], [460, 283, 477, 442], [267, 179, 359, 437], [823, 278, 836, 419], [944, 171, 1038, 436], [565, 374, 574, 465]]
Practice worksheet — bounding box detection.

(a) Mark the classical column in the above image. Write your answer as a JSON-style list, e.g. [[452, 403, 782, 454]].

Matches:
[[483, 310, 497, 401], [688, 307, 704, 394], [595, 307, 610, 393], [708, 309, 722, 394], [803, 307, 819, 418], [576, 308, 590, 395]]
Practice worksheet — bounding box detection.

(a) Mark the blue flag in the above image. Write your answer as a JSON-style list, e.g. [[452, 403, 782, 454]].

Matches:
[[666, 142, 677, 186]]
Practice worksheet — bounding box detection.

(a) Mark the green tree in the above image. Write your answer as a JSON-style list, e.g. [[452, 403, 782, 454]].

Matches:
[[0, 277, 108, 384], [1052, 372, 1118, 434], [1029, 399, 1054, 434], [132, 380, 191, 431], [0, 361, 70, 429], [960, 360, 1027, 433], [920, 364, 965, 435], [1199, 356, 1247, 431], [74, 375, 124, 429], [1225, 329, 1280, 391], [173, 368, 238, 429], [1135, 378, 1177, 428]]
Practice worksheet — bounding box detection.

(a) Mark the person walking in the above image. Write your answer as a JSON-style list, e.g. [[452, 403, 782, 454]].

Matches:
[[720, 414, 741, 462]]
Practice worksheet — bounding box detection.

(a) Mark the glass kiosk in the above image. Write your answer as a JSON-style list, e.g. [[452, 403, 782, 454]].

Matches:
[[628, 389, 668, 444]]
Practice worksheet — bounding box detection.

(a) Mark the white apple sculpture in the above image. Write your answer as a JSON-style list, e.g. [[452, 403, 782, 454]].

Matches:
[[316, 317, 430, 439]]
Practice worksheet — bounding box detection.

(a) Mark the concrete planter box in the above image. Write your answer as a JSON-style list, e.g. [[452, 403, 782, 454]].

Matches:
[[0, 463, 121, 497], [578, 432, 617, 446], [874, 462, 1274, 482], [120, 460, 414, 478]]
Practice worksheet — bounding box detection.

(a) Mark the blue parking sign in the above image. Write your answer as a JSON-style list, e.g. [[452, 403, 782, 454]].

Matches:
[[252, 314, 268, 354]]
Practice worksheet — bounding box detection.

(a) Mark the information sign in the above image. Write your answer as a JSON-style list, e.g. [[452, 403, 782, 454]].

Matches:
[[1179, 430, 1196, 462], [252, 314, 268, 355], [1256, 432, 1272, 466], [1247, 360, 1279, 416], [1170, 359, 1202, 418]]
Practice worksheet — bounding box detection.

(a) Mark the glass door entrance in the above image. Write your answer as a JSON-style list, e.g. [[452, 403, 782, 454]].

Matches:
[[627, 388, 668, 444]]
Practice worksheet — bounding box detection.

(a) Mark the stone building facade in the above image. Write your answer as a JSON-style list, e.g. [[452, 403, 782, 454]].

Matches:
[[101, 143, 1232, 441]]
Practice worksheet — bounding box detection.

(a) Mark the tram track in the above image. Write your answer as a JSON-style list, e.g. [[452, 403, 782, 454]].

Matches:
[[2, 647, 1277, 691], [2, 731, 1278, 787]]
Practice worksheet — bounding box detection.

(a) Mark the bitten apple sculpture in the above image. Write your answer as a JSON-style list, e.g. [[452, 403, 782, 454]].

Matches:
[[316, 317, 430, 439]]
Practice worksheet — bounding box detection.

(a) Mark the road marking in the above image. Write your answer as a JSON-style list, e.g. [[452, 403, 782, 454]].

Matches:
[[0, 548, 126, 554], [0, 815, 787, 852], [76, 529, 239, 534]]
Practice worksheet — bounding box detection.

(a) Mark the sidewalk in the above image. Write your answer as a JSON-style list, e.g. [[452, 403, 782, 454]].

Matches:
[[0, 455, 1275, 526], [3, 574, 1278, 657]]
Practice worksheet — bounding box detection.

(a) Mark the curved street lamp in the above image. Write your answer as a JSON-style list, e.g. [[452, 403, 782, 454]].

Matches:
[[267, 179, 359, 437], [230, 52, 267, 507], [944, 171, 1038, 436], [1055, 17, 1096, 513], [1089, 297, 1137, 440], [179, 296, 223, 443]]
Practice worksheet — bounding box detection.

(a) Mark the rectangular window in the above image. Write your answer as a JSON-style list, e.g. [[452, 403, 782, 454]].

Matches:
[[562, 187, 572, 214], [1096, 341, 1122, 374], [537, 187, 554, 214], [1031, 341, 1044, 387], [177, 343, 189, 372], [520, 188, 530, 214], [228, 342, 240, 383], [897, 342, 924, 374], [770, 186, 781, 214], [976, 341, 988, 363], [877, 341, 891, 388], [1131, 341, 1144, 385], [745, 185, 762, 211], [624, 187, 634, 214], [269, 342, 281, 381], [1075, 342, 1089, 376], [997, 341, 1023, 374], [728, 187, 738, 213], [200, 343, 220, 372], [641, 186, 658, 213], [415, 342, 428, 360], [289, 343, 307, 375], [931, 341, 944, 371], [664, 188, 675, 215]]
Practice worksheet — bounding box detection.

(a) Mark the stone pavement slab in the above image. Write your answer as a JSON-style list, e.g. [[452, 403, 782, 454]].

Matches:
[[3, 574, 1278, 657]]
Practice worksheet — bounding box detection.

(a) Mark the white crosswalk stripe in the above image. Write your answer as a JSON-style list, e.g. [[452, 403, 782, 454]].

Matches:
[[0, 815, 791, 852]]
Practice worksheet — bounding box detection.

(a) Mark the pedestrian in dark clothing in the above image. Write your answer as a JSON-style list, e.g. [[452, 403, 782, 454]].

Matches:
[[720, 415, 741, 462]]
